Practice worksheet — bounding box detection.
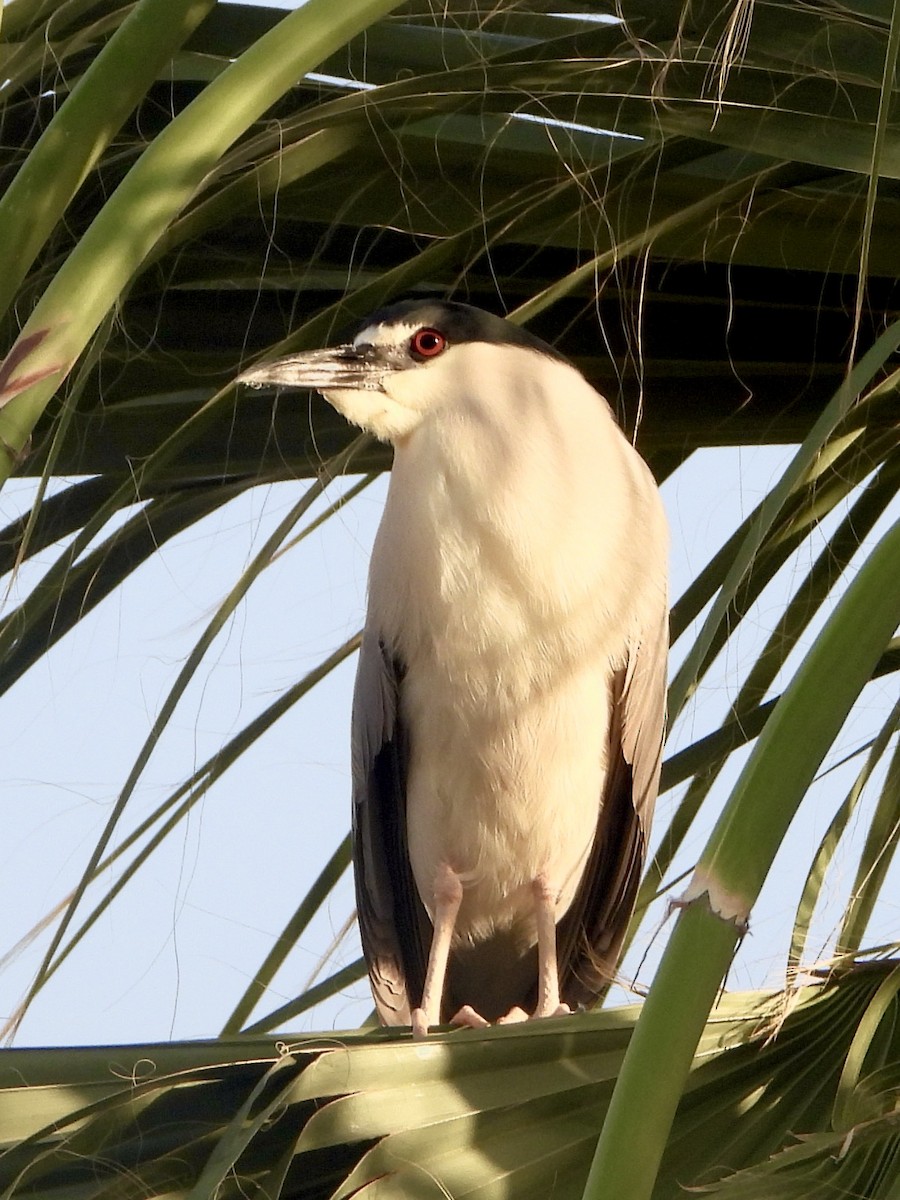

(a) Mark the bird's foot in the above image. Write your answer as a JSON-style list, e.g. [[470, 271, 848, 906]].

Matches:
[[535, 1001, 572, 1020], [497, 1002, 572, 1024], [411, 1008, 433, 1040], [414, 1000, 572, 1038], [449, 1005, 490, 1030], [496, 1005, 529, 1024], [412, 1004, 490, 1036]]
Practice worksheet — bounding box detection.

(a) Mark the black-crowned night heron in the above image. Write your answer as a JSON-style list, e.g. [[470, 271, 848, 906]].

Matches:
[[239, 300, 669, 1037]]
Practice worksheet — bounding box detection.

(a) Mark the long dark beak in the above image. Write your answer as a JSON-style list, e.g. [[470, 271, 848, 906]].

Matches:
[[237, 345, 384, 392]]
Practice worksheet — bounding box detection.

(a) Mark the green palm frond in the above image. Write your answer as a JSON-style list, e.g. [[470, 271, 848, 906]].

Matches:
[[1, 966, 898, 1200]]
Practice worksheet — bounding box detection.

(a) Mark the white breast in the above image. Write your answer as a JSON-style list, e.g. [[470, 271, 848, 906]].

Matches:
[[365, 344, 667, 941]]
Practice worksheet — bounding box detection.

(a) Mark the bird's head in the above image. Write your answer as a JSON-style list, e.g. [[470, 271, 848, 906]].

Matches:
[[237, 300, 567, 443]]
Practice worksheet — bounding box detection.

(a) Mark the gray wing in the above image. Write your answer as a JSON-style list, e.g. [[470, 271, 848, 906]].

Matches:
[[351, 631, 430, 1025], [556, 603, 669, 1007]]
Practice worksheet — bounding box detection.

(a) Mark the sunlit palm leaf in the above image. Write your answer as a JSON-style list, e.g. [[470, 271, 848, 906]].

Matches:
[[1, 967, 898, 1200]]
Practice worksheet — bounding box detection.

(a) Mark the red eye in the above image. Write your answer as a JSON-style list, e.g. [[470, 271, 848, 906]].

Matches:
[[410, 328, 447, 359]]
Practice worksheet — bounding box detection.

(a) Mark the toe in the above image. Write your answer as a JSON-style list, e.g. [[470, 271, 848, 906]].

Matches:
[[532, 1001, 573, 1020], [449, 1005, 490, 1030], [496, 1006, 530, 1024]]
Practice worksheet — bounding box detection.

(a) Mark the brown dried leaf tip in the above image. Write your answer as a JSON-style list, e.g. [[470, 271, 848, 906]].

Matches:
[[0, 327, 63, 409]]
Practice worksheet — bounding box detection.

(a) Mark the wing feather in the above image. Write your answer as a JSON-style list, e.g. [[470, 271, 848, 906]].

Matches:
[[351, 632, 429, 1024], [557, 605, 669, 1007]]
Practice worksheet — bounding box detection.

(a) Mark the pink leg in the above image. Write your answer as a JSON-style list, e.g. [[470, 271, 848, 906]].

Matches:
[[532, 874, 570, 1018], [498, 874, 571, 1024], [411, 863, 463, 1039]]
